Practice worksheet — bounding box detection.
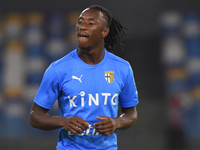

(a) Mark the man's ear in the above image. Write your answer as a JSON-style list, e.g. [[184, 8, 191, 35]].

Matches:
[[102, 28, 110, 38]]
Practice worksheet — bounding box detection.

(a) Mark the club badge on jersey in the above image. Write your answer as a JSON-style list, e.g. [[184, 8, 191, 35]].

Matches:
[[105, 71, 114, 83]]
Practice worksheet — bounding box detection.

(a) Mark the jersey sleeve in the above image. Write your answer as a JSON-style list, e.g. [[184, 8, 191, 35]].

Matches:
[[34, 63, 60, 109], [119, 63, 139, 108]]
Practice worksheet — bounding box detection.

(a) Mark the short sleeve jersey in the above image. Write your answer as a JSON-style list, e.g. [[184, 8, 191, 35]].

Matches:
[[34, 49, 138, 150]]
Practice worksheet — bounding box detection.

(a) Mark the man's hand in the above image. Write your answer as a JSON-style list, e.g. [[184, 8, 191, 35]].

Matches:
[[94, 116, 117, 135], [62, 116, 89, 134]]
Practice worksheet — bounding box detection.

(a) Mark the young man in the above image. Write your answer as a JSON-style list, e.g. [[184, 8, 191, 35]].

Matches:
[[29, 5, 138, 150]]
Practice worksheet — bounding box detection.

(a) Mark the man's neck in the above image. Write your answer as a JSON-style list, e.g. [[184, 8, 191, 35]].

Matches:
[[77, 47, 105, 65]]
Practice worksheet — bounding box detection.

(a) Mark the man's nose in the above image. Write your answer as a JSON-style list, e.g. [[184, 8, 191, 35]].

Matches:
[[80, 23, 87, 30]]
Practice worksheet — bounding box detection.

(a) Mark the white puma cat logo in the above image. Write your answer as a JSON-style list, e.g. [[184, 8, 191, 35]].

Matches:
[[72, 75, 83, 83]]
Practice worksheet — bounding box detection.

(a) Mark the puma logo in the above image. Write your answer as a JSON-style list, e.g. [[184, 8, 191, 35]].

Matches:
[[72, 75, 83, 83]]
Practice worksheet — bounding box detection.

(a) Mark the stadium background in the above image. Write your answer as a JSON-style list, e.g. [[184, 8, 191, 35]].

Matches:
[[0, 0, 200, 149]]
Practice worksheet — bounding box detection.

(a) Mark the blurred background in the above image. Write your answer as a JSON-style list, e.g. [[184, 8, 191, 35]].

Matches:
[[0, 0, 200, 150]]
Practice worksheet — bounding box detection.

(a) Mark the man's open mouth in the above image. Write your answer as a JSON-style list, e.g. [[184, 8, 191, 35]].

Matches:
[[78, 33, 89, 38]]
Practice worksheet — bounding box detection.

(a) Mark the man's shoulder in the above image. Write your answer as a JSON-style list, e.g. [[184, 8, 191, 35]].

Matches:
[[52, 49, 77, 67], [107, 51, 130, 67]]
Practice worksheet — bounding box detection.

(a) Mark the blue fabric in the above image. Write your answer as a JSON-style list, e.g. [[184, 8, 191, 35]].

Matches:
[[34, 49, 138, 149]]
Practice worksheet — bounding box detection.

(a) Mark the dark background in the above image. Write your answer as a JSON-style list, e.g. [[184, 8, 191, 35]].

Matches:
[[0, 0, 200, 149]]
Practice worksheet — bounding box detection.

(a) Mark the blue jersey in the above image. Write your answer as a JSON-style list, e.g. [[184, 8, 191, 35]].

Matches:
[[34, 49, 138, 150]]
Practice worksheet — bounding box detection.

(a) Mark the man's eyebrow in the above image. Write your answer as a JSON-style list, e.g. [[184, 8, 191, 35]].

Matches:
[[78, 17, 96, 21], [88, 18, 96, 21], [78, 17, 83, 20]]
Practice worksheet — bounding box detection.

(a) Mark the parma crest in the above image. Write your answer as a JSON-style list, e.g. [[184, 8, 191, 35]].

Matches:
[[105, 71, 114, 83]]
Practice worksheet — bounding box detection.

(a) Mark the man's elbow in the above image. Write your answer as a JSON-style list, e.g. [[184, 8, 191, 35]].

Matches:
[[131, 111, 138, 126], [29, 111, 38, 128]]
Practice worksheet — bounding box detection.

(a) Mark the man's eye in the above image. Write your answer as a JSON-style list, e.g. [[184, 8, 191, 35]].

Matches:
[[78, 21, 83, 24], [89, 22, 95, 25]]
